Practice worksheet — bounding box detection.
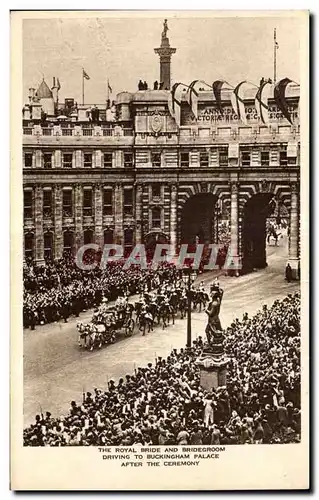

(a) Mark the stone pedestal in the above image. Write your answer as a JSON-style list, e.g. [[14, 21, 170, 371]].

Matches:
[[196, 348, 229, 390], [286, 258, 300, 280]]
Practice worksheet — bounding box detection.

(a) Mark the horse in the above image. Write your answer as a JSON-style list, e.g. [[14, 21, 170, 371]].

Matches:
[[169, 291, 179, 315], [178, 295, 188, 319], [138, 310, 154, 336], [267, 226, 281, 246], [77, 322, 89, 348], [158, 302, 175, 329]]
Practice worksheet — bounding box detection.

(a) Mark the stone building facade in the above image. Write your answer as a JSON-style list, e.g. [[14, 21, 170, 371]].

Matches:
[[22, 23, 300, 278]]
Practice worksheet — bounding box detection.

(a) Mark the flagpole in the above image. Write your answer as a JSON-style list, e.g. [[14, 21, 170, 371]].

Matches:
[[107, 78, 110, 103], [273, 28, 277, 84], [82, 69, 84, 105]]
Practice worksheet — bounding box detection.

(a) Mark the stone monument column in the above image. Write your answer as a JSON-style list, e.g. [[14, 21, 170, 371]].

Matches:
[[154, 19, 176, 90]]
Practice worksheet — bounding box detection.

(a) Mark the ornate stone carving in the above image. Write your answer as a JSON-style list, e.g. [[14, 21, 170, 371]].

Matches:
[[229, 181, 239, 193], [291, 182, 298, 193], [261, 179, 269, 192], [150, 112, 164, 134]]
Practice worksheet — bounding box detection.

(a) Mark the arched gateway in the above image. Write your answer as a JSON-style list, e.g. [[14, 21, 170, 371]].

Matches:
[[181, 193, 219, 245], [242, 193, 277, 271]]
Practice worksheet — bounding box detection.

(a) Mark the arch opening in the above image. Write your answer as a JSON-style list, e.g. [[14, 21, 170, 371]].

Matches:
[[181, 193, 219, 246], [242, 193, 288, 272], [144, 230, 169, 261]]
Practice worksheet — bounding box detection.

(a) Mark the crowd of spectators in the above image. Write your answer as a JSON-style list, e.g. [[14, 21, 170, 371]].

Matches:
[[23, 258, 178, 329], [24, 292, 301, 446]]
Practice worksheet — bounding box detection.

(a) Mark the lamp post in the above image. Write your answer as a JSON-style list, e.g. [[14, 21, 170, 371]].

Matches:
[[181, 266, 198, 348]]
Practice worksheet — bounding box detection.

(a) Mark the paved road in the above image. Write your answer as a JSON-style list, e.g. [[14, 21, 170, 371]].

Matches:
[[23, 238, 299, 427]]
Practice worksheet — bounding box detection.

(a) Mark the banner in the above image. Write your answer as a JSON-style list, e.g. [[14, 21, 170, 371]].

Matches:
[[230, 81, 248, 125], [255, 78, 272, 124], [274, 77, 293, 124]]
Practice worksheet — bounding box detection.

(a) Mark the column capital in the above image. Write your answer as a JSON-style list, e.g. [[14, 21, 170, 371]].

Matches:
[[171, 183, 178, 192]]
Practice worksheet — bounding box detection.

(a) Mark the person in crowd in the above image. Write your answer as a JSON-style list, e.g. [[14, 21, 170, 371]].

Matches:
[[285, 263, 292, 282], [24, 293, 300, 446], [23, 258, 179, 328]]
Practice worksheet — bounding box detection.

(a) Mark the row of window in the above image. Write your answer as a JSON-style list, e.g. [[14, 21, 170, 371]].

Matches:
[[23, 185, 165, 219], [24, 188, 135, 219], [24, 228, 135, 260], [23, 127, 134, 137], [23, 152, 133, 169], [23, 147, 297, 169]]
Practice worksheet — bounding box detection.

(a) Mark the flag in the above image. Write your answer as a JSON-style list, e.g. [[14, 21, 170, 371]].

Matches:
[[230, 81, 248, 125], [212, 80, 225, 114], [57, 78, 61, 91], [274, 77, 293, 124], [83, 69, 90, 80], [255, 78, 272, 124], [185, 80, 200, 119], [108, 80, 112, 94]]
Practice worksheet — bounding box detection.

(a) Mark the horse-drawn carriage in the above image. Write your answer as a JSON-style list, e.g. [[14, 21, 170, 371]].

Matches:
[[77, 302, 135, 350]]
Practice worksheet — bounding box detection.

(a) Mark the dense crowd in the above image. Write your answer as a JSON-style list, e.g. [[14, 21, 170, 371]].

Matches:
[[23, 259, 178, 329], [24, 292, 301, 446]]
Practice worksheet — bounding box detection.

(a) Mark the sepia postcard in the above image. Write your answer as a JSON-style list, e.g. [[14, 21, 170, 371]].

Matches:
[[10, 10, 309, 490]]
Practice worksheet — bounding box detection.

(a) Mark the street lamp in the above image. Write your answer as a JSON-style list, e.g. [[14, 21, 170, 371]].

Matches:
[[181, 266, 198, 348]]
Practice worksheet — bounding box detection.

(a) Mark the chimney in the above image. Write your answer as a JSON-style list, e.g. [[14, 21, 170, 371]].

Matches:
[[28, 87, 35, 103]]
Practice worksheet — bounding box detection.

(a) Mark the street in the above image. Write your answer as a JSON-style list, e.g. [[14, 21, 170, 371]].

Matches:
[[23, 238, 299, 427]]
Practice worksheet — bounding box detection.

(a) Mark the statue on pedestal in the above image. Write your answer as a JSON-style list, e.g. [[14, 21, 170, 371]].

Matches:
[[162, 19, 168, 40], [196, 282, 228, 390], [205, 282, 223, 348]]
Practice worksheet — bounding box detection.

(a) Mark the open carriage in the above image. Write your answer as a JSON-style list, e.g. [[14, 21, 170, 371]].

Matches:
[[77, 302, 135, 351]]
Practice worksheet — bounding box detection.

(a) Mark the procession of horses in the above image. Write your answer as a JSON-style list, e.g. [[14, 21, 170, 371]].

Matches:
[[77, 278, 211, 351]]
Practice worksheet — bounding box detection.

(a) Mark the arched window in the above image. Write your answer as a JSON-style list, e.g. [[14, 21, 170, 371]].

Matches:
[[104, 229, 113, 245], [84, 229, 94, 245]]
